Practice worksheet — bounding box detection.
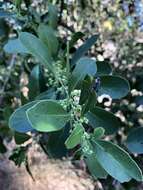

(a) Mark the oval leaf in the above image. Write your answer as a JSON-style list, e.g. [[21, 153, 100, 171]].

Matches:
[[93, 127, 105, 140], [98, 75, 130, 99], [26, 100, 70, 132], [9, 101, 38, 133], [19, 32, 54, 72], [4, 38, 29, 54], [86, 107, 120, 135], [65, 124, 84, 149], [92, 140, 143, 183], [126, 127, 143, 154], [85, 153, 108, 179]]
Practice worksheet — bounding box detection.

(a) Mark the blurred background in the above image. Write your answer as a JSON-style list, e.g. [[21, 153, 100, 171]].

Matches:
[[0, 0, 143, 190]]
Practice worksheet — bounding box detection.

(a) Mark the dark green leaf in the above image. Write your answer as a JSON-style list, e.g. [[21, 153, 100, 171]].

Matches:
[[126, 127, 143, 154], [71, 35, 98, 65], [85, 153, 108, 179], [69, 57, 97, 91], [98, 75, 130, 99], [48, 4, 58, 29], [0, 137, 7, 153], [40, 124, 70, 158], [14, 132, 31, 145], [69, 32, 84, 49], [9, 101, 38, 133], [9, 147, 27, 167], [79, 76, 92, 105], [35, 88, 56, 100], [86, 107, 120, 135], [26, 100, 70, 132], [19, 32, 54, 72], [92, 140, 143, 183], [38, 24, 59, 57], [28, 65, 46, 100], [82, 90, 97, 114], [96, 60, 112, 76], [65, 124, 84, 149]]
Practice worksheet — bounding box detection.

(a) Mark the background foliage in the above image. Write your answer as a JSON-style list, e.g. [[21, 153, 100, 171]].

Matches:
[[0, 0, 143, 189]]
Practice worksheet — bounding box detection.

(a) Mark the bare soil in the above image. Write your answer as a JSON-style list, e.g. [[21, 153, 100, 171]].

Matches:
[[0, 143, 100, 190]]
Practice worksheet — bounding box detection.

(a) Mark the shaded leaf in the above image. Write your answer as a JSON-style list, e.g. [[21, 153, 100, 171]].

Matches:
[[48, 4, 58, 29], [96, 60, 112, 76], [126, 127, 143, 154], [38, 24, 59, 57], [85, 153, 108, 179], [69, 32, 84, 49], [69, 57, 97, 91], [98, 75, 130, 99], [71, 35, 98, 65], [0, 137, 7, 153], [14, 132, 31, 145], [35, 88, 56, 100], [86, 107, 120, 135], [28, 65, 46, 100], [40, 124, 70, 158], [9, 146, 27, 167], [19, 32, 54, 72]]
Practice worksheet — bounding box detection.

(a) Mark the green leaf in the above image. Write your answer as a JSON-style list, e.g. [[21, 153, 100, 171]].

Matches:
[[28, 65, 46, 100], [85, 153, 108, 179], [9, 147, 27, 167], [9, 101, 38, 133], [92, 140, 143, 183], [71, 35, 98, 65], [69, 32, 84, 49], [38, 24, 59, 57], [35, 88, 56, 100], [19, 32, 54, 72], [86, 107, 120, 135], [65, 124, 84, 149], [69, 57, 97, 91], [40, 125, 70, 158], [96, 60, 112, 76], [4, 38, 29, 54], [79, 76, 92, 105], [26, 100, 70, 132], [14, 132, 31, 145], [48, 4, 58, 29], [82, 90, 97, 114], [0, 137, 7, 153], [92, 127, 105, 140], [126, 127, 143, 154], [98, 75, 130, 99]]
